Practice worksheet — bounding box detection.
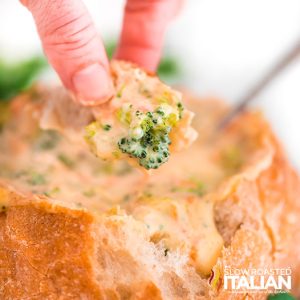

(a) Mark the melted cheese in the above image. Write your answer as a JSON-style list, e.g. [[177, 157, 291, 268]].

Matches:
[[130, 196, 223, 275], [0, 92, 252, 276]]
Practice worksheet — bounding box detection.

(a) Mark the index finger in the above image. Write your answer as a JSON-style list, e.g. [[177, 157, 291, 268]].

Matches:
[[115, 0, 184, 72]]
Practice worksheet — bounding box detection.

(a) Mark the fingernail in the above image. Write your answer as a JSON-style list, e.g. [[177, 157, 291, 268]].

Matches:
[[72, 63, 114, 105]]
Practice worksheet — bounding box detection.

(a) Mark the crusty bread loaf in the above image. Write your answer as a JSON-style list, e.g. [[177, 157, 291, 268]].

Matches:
[[0, 86, 299, 299]]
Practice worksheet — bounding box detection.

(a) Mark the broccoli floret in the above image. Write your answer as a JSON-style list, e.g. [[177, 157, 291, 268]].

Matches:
[[118, 137, 147, 158], [102, 124, 112, 131], [139, 144, 170, 169], [84, 100, 185, 170], [118, 104, 179, 170], [118, 131, 170, 169]]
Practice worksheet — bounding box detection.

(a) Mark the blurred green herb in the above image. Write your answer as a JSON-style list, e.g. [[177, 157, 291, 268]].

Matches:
[[171, 178, 206, 197], [105, 40, 181, 81], [102, 124, 111, 131], [267, 293, 295, 300], [0, 56, 46, 101], [105, 40, 117, 59], [44, 186, 60, 198], [35, 130, 61, 151], [157, 56, 181, 79], [0, 102, 10, 131], [27, 172, 47, 186], [58, 153, 76, 169], [220, 145, 244, 175], [188, 180, 206, 197], [83, 188, 96, 198]]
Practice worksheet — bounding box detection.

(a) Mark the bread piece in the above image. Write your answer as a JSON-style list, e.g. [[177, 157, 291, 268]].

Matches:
[[0, 90, 299, 299], [40, 60, 197, 170]]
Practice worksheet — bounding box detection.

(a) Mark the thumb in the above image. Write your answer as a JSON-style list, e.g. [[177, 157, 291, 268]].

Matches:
[[21, 0, 114, 106]]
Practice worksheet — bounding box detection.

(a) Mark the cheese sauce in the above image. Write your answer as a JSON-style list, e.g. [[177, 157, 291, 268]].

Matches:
[[0, 92, 251, 276]]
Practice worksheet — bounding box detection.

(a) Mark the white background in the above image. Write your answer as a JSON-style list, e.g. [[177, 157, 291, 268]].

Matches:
[[0, 0, 299, 171]]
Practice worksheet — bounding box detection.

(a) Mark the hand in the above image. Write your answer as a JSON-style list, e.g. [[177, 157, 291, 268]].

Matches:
[[20, 0, 183, 106]]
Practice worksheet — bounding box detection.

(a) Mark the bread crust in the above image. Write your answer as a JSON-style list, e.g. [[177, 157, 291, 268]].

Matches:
[[212, 112, 300, 299], [0, 100, 300, 299], [0, 194, 102, 299]]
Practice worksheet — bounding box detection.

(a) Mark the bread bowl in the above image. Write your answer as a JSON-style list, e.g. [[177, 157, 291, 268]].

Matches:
[[0, 63, 299, 299]]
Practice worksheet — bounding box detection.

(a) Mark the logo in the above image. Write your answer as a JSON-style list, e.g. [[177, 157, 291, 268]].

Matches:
[[223, 266, 292, 294]]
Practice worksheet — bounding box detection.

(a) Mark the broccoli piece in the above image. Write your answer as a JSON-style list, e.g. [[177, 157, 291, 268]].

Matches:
[[83, 61, 193, 170], [102, 124, 112, 131], [118, 137, 147, 158], [27, 172, 47, 186], [118, 104, 180, 169], [57, 153, 76, 168], [177, 102, 184, 119]]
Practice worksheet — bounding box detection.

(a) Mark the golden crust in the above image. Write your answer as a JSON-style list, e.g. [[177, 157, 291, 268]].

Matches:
[[212, 112, 300, 298], [0, 196, 102, 299]]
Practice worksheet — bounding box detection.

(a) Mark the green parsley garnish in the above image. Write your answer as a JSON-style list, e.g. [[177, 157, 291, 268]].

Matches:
[[43, 187, 60, 198], [188, 181, 206, 197], [177, 102, 184, 119], [27, 172, 46, 186], [36, 130, 61, 150], [58, 153, 75, 168], [83, 189, 96, 198], [116, 84, 126, 98], [102, 124, 112, 131], [221, 145, 243, 174]]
